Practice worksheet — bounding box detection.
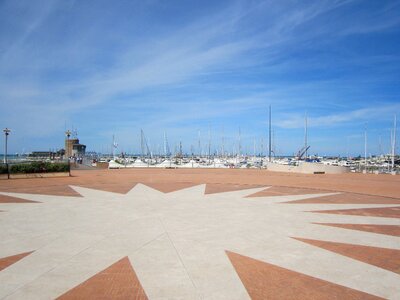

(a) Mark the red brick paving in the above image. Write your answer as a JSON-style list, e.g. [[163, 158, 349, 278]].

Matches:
[[144, 182, 197, 193], [293, 237, 400, 274], [286, 193, 400, 204], [0, 195, 39, 203], [205, 183, 263, 195], [0, 251, 34, 271], [226, 251, 382, 300], [73, 183, 136, 194], [57, 257, 147, 300], [314, 223, 400, 237], [0, 182, 80, 196], [312, 206, 400, 218], [1, 169, 399, 198], [250, 186, 326, 197]]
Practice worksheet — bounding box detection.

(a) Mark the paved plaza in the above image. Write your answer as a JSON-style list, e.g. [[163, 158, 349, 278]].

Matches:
[[0, 169, 399, 299]]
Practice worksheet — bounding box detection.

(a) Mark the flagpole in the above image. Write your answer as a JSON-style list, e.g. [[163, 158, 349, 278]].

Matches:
[[112, 134, 115, 159]]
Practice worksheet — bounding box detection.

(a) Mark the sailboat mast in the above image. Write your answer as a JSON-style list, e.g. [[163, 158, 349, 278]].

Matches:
[[140, 129, 144, 158], [305, 112, 308, 159], [253, 139, 256, 159], [364, 124, 367, 172], [112, 134, 115, 158], [208, 127, 211, 160], [269, 105, 272, 162], [163, 132, 166, 157], [198, 130, 201, 157], [392, 115, 397, 171], [221, 127, 225, 158], [261, 137, 264, 157], [238, 127, 241, 158]]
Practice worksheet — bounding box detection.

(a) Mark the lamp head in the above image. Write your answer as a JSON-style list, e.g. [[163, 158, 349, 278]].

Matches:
[[3, 128, 11, 135]]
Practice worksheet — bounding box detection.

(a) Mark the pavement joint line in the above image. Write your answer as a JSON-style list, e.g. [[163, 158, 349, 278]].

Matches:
[[3, 229, 168, 300], [131, 232, 168, 255], [1, 230, 112, 300], [158, 217, 202, 299], [1, 230, 62, 247]]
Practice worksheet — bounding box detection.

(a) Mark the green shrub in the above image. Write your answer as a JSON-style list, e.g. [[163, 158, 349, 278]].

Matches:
[[0, 164, 8, 174], [46, 162, 70, 172], [9, 161, 70, 174]]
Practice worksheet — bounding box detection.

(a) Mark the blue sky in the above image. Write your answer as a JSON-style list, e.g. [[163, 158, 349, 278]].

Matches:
[[0, 0, 399, 156]]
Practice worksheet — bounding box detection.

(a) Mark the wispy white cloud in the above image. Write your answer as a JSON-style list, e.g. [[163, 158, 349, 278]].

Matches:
[[0, 0, 59, 63], [0, 0, 399, 154], [278, 104, 400, 129]]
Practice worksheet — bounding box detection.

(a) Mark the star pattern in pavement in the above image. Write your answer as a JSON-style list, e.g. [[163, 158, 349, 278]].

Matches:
[[0, 184, 399, 299]]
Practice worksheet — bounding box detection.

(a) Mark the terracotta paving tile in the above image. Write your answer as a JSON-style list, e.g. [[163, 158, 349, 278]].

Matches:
[[205, 183, 263, 195], [1, 168, 400, 198], [287, 193, 400, 204], [226, 251, 381, 300], [72, 182, 197, 194], [57, 257, 147, 300], [144, 182, 197, 193], [293, 237, 400, 274], [0, 184, 80, 197], [249, 186, 325, 197], [312, 206, 400, 218], [74, 183, 138, 194], [314, 223, 400, 237], [0, 251, 34, 271], [0, 194, 39, 203]]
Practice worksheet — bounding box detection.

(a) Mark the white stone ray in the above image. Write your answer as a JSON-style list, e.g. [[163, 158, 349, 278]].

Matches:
[[246, 192, 340, 204], [0, 232, 60, 259], [5, 219, 167, 300], [129, 234, 199, 300], [205, 186, 268, 199], [4, 249, 124, 300], [294, 203, 400, 212], [0, 206, 80, 239], [168, 184, 206, 198], [69, 185, 123, 200], [125, 183, 165, 197], [294, 223, 400, 249], [0, 203, 38, 214], [120, 196, 155, 218], [0, 231, 106, 299], [140, 192, 179, 214], [0, 192, 79, 204], [239, 237, 400, 299], [172, 241, 250, 300], [310, 212, 400, 225]]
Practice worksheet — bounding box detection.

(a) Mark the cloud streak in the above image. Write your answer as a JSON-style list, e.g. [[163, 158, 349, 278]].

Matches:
[[0, 0, 399, 155], [278, 104, 400, 129]]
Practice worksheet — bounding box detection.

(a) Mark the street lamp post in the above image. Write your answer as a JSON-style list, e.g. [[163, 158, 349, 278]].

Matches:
[[3, 128, 11, 164], [65, 130, 71, 158]]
